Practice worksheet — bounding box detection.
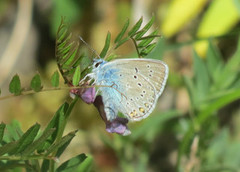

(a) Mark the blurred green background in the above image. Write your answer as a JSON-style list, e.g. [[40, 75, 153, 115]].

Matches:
[[1, 0, 240, 171]]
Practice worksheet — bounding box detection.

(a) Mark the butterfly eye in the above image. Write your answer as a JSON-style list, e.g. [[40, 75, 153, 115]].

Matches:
[[94, 62, 102, 68]]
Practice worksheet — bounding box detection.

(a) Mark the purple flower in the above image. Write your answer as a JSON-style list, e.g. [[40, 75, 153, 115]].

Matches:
[[94, 96, 131, 136], [70, 83, 131, 135], [70, 87, 96, 104]]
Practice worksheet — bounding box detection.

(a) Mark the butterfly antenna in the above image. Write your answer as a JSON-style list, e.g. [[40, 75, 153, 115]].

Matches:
[[79, 36, 101, 59]]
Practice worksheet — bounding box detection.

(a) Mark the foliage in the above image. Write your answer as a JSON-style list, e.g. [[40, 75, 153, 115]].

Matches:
[[55, 16, 159, 86], [0, 98, 91, 171], [0, 16, 161, 171], [0, 4, 240, 170]]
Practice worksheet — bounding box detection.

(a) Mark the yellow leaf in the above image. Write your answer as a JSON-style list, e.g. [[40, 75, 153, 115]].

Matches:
[[161, 0, 208, 37], [195, 0, 239, 57]]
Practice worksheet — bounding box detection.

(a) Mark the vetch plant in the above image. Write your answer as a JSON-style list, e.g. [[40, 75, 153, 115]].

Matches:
[[0, 16, 163, 171]]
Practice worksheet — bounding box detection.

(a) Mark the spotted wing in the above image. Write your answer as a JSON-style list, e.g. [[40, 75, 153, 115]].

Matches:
[[101, 58, 168, 121]]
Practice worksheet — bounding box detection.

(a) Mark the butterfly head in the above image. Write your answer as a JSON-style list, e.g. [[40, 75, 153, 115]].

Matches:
[[92, 59, 106, 69]]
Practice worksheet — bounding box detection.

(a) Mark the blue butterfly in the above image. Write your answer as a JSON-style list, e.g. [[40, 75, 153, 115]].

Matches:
[[80, 58, 169, 122]]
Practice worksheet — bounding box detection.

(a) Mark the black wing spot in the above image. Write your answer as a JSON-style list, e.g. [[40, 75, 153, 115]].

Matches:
[[135, 67, 139, 73], [134, 75, 137, 79]]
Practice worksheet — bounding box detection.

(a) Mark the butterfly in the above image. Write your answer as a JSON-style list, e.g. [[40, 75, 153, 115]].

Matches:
[[80, 58, 169, 122]]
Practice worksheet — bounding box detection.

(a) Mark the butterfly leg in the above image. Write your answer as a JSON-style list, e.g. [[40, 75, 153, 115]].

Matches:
[[79, 73, 95, 85]]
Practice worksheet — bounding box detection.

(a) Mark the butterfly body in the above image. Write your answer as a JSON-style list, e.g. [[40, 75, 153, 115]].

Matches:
[[83, 58, 169, 122]]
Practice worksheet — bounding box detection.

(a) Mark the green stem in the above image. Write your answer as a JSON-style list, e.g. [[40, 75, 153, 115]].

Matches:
[[49, 97, 78, 172], [130, 37, 141, 58], [0, 154, 55, 161]]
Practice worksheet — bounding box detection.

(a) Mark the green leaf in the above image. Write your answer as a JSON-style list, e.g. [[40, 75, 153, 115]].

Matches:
[[0, 88, 1, 95], [58, 40, 73, 60], [45, 130, 77, 156], [114, 19, 129, 43], [198, 89, 240, 125], [6, 120, 23, 141], [104, 54, 118, 62], [114, 37, 129, 49], [176, 125, 195, 170], [77, 155, 93, 172], [13, 123, 40, 154], [138, 30, 158, 48], [206, 40, 223, 84], [216, 36, 240, 89], [193, 50, 210, 103], [139, 43, 156, 57], [145, 37, 165, 60], [55, 138, 73, 158], [38, 103, 69, 152], [56, 154, 87, 172], [0, 123, 6, 143], [37, 103, 69, 152], [0, 141, 19, 156], [56, 131, 75, 157], [100, 32, 111, 58], [31, 73, 42, 92], [135, 16, 155, 40], [72, 66, 81, 86], [41, 159, 50, 172], [51, 71, 60, 87], [62, 46, 79, 66], [132, 110, 181, 141], [22, 128, 56, 156], [128, 17, 143, 37], [183, 76, 196, 107], [9, 74, 21, 95]]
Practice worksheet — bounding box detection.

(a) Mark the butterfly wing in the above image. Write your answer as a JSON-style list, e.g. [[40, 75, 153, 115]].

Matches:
[[97, 58, 168, 121]]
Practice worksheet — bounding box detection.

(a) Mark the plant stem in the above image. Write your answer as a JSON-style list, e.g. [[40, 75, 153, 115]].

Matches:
[[49, 97, 78, 172]]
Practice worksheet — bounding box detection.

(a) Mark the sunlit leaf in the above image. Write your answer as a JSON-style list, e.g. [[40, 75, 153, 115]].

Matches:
[[161, 0, 208, 37], [31, 73, 42, 92], [9, 74, 21, 95], [195, 0, 239, 56], [51, 71, 60, 87]]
